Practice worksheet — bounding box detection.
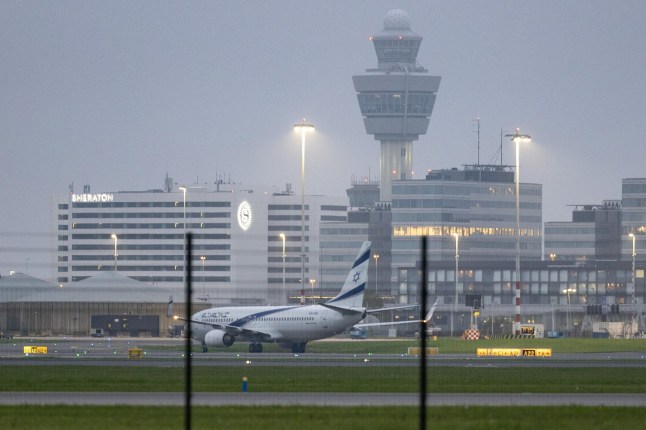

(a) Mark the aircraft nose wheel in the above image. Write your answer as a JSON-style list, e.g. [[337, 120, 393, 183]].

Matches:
[[249, 343, 263, 353]]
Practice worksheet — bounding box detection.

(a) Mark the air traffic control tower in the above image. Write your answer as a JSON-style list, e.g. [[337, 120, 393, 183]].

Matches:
[[353, 10, 441, 202]]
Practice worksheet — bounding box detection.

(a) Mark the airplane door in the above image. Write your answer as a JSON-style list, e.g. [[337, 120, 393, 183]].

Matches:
[[321, 312, 328, 329]]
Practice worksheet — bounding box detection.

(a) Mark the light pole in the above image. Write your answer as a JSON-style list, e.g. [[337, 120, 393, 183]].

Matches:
[[629, 233, 637, 323], [279, 233, 286, 304], [294, 119, 315, 306], [506, 128, 531, 335], [110, 234, 118, 272], [373, 253, 380, 293], [179, 186, 187, 286], [453, 232, 459, 337], [563, 287, 576, 333], [200, 256, 206, 299], [309, 279, 316, 304]]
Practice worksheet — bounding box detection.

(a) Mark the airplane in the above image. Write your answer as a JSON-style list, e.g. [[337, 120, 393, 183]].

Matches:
[[171, 241, 431, 353]]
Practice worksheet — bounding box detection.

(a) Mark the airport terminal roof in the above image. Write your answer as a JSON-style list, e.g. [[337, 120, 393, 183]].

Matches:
[[0, 271, 173, 303], [0, 273, 59, 302]]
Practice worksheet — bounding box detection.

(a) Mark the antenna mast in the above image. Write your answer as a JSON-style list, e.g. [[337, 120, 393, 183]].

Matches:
[[500, 128, 504, 167], [475, 117, 481, 165]]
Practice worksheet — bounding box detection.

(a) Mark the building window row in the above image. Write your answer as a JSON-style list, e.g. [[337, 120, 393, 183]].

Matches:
[[622, 183, 646, 194], [71, 255, 230, 262], [70, 222, 230, 229], [72, 201, 230, 209], [393, 225, 541, 238], [70, 233, 230, 240], [545, 241, 595, 249], [392, 184, 542, 197], [358, 93, 436, 115], [69, 265, 231, 272], [68, 244, 231, 251], [72, 212, 230, 219]]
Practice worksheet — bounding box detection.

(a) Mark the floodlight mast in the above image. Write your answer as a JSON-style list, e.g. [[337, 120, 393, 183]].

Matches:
[[505, 128, 531, 335]]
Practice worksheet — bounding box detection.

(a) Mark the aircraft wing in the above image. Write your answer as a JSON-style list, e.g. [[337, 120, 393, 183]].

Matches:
[[366, 304, 418, 314], [354, 319, 421, 328], [237, 327, 281, 341], [355, 299, 439, 328], [172, 314, 279, 340]]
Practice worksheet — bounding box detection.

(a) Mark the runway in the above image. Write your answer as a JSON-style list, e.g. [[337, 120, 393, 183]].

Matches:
[[1, 392, 645, 407], [2, 337, 646, 368]]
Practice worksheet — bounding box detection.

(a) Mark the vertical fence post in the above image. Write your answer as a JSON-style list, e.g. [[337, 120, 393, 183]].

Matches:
[[420, 236, 428, 430], [185, 233, 193, 430]]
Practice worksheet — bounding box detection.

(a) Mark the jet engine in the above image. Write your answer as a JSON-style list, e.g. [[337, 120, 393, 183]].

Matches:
[[204, 329, 235, 347]]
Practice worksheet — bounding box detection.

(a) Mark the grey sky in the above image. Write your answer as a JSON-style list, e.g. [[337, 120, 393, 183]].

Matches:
[[1, 1, 645, 279]]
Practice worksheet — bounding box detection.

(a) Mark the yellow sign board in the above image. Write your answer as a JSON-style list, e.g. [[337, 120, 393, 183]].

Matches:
[[128, 347, 143, 359], [23, 346, 48, 354], [521, 348, 552, 357], [407, 347, 439, 356], [477, 348, 551, 357], [521, 326, 535, 335]]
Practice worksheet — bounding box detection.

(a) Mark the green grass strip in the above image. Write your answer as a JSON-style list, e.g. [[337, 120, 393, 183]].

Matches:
[[0, 405, 644, 430], [2, 365, 645, 393]]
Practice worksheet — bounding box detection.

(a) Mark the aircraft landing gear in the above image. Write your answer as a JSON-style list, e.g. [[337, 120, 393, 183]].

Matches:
[[201, 342, 208, 353], [249, 342, 263, 353], [291, 342, 306, 354]]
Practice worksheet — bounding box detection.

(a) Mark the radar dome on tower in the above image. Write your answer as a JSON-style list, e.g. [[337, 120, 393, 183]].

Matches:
[[384, 9, 411, 30]]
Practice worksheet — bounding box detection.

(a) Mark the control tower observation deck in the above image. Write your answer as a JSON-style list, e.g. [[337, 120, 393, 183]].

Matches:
[[353, 9, 441, 202]]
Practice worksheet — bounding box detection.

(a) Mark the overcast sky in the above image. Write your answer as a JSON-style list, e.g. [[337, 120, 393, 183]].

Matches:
[[2, 1, 645, 280]]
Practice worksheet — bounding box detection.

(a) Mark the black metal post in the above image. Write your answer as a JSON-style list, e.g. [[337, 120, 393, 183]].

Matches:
[[185, 233, 193, 430], [420, 236, 428, 430]]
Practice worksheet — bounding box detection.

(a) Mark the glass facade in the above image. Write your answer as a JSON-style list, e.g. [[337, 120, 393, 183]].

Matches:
[[400, 260, 644, 335]]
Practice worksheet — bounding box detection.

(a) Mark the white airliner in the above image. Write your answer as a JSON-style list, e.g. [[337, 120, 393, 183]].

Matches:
[[173, 241, 433, 353]]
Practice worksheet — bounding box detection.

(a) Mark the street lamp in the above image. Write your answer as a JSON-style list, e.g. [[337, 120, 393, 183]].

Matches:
[[309, 279, 316, 304], [373, 253, 380, 293], [110, 234, 118, 272], [200, 256, 206, 298], [279, 233, 286, 304], [294, 119, 315, 306], [506, 128, 531, 335], [629, 233, 636, 305], [179, 186, 187, 286], [453, 232, 459, 337], [629, 233, 637, 324], [562, 287, 576, 332]]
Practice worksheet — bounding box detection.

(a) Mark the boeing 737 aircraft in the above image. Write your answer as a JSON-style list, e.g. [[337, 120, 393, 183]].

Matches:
[[173, 241, 431, 353]]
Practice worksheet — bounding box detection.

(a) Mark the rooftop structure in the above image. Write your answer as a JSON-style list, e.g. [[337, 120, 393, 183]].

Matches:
[[545, 201, 622, 262]]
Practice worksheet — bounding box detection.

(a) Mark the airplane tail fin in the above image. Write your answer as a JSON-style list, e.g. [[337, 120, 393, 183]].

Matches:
[[425, 299, 440, 323], [325, 241, 371, 309]]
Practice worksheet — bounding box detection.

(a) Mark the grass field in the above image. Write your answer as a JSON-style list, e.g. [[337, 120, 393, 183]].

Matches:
[[2, 365, 645, 393], [1, 405, 645, 430]]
